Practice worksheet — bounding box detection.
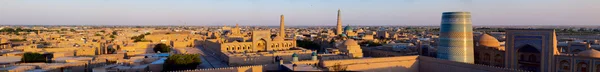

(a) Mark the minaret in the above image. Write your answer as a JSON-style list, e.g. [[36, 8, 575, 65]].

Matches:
[[336, 9, 343, 35], [437, 12, 474, 63], [280, 14, 285, 37]]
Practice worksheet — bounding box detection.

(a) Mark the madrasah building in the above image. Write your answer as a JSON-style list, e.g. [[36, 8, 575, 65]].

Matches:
[[200, 12, 367, 67], [201, 15, 313, 66]]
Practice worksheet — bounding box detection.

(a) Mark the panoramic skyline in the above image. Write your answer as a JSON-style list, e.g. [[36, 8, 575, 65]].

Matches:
[[1, 0, 599, 26]]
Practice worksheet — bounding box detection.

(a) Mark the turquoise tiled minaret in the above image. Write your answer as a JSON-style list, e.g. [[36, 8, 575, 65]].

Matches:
[[437, 12, 474, 63]]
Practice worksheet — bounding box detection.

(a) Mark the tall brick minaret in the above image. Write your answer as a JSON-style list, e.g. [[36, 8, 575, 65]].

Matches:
[[280, 14, 285, 37], [336, 9, 343, 35]]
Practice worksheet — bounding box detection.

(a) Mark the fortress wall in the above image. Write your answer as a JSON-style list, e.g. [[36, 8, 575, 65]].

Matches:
[[179, 65, 264, 72], [418, 56, 525, 72], [320, 55, 419, 72], [227, 53, 311, 66]]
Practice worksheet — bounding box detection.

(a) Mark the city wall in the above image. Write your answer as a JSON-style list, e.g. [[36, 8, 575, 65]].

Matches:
[[178, 65, 263, 72], [418, 56, 526, 72], [319, 55, 419, 72]]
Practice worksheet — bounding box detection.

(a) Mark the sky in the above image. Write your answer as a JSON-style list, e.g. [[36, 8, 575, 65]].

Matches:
[[0, 0, 599, 26]]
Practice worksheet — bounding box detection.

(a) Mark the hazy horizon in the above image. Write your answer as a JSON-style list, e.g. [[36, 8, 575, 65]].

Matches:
[[1, 0, 599, 26]]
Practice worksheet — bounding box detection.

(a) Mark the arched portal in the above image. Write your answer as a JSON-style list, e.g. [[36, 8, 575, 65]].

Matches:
[[257, 39, 267, 51], [517, 45, 541, 72], [577, 62, 588, 72]]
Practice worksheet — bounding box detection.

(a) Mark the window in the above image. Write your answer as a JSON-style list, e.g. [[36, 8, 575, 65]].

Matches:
[[520, 54, 524, 61], [528, 54, 536, 62], [578, 62, 588, 72], [483, 53, 491, 65], [494, 54, 502, 66], [560, 60, 570, 71]]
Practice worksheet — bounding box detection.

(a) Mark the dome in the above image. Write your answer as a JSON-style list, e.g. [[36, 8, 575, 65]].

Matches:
[[344, 25, 353, 31], [577, 49, 600, 58], [343, 39, 359, 46], [292, 53, 298, 57], [497, 46, 505, 51], [273, 36, 284, 41], [340, 34, 347, 37], [478, 34, 501, 47]]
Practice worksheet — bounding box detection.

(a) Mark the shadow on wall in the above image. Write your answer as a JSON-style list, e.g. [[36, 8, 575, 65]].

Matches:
[[146, 44, 155, 53], [360, 66, 415, 72]]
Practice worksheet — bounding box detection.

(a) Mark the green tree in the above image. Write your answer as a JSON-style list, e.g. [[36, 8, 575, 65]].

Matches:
[[131, 34, 147, 42], [8, 39, 26, 42], [163, 54, 202, 71], [15, 28, 23, 32], [109, 35, 116, 38], [359, 41, 382, 47], [0, 28, 15, 32], [112, 31, 118, 35], [296, 40, 322, 52], [153, 43, 171, 53], [21, 52, 48, 63]]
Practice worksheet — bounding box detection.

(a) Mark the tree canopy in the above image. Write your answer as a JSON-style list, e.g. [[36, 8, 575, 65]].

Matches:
[[0, 28, 40, 35], [131, 34, 150, 42], [21, 52, 48, 63], [359, 41, 382, 47], [296, 40, 323, 53], [163, 54, 201, 71], [153, 43, 171, 53], [9, 39, 26, 42]]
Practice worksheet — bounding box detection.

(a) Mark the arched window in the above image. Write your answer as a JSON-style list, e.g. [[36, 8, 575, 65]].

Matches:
[[578, 62, 588, 72], [483, 53, 491, 65], [528, 54, 536, 62], [494, 54, 502, 66], [560, 60, 570, 71], [283, 43, 286, 47], [520, 54, 524, 61]]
